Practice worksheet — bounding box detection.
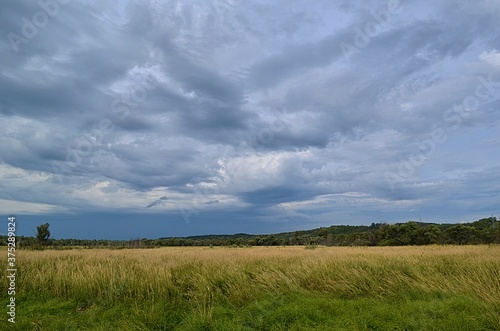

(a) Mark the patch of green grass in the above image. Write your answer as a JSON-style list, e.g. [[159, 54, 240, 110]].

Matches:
[[3, 293, 498, 331], [234, 294, 499, 331]]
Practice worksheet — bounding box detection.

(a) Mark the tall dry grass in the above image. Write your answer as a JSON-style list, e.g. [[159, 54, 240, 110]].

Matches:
[[14, 245, 500, 310]]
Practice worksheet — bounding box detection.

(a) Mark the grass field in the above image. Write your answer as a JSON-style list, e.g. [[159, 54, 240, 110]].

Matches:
[[2, 245, 499, 330]]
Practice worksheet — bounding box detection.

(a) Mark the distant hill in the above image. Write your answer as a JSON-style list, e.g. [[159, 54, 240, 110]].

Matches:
[[2, 217, 498, 248], [155, 217, 499, 247]]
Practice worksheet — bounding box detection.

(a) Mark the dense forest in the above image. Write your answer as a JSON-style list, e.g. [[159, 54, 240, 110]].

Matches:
[[2, 217, 499, 249]]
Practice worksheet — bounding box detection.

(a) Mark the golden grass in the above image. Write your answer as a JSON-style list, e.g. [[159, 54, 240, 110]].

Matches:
[[13, 245, 500, 308]]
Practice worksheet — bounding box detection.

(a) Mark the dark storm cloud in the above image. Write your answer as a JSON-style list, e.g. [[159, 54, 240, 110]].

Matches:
[[248, 33, 347, 90], [145, 196, 168, 208], [1, 0, 499, 238], [113, 115, 155, 132], [239, 185, 319, 205]]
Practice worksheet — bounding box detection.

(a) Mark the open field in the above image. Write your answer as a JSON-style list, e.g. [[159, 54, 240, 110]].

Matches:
[[2, 245, 500, 330]]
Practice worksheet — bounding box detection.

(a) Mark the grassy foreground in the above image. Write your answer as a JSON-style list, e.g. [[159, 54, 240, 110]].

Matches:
[[2, 245, 499, 330]]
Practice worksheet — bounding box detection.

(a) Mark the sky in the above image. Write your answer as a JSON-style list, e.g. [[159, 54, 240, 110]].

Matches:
[[1, 0, 499, 240]]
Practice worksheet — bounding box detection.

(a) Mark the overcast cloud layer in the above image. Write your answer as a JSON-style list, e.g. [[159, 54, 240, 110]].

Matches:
[[1, 0, 499, 239]]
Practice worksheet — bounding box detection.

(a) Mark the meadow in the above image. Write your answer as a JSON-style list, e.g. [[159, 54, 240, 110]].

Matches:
[[2, 245, 499, 330]]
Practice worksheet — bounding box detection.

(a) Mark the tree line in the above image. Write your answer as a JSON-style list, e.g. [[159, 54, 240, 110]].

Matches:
[[1, 217, 498, 249]]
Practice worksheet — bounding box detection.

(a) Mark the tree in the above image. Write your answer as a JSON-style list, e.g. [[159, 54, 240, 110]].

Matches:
[[318, 227, 330, 245], [36, 223, 51, 246], [417, 224, 441, 245], [445, 225, 478, 245], [318, 228, 329, 240], [399, 221, 420, 245], [294, 231, 304, 245]]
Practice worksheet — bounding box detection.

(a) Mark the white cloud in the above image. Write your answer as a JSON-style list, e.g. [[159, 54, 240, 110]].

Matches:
[[479, 49, 500, 68], [0, 199, 62, 214]]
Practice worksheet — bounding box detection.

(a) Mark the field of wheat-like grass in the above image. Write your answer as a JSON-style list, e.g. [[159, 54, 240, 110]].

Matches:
[[2, 245, 499, 330]]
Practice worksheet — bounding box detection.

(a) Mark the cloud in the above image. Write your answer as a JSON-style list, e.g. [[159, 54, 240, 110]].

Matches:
[[1, 0, 499, 238], [480, 50, 500, 68], [145, 196, 168, 208]]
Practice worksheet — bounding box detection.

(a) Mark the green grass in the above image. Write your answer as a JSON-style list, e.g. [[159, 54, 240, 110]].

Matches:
[[1, 246, 499, 330]]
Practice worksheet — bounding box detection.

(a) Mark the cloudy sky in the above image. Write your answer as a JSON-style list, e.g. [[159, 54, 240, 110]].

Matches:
[[1, 0, 499, 239]]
